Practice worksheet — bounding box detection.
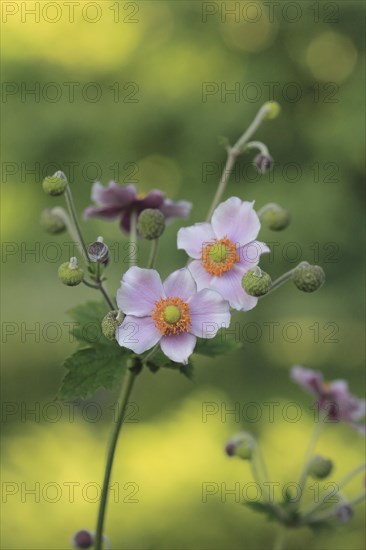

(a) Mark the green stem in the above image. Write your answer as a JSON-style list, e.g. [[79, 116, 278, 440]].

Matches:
[[146, 238, 159, 269], [301, 462, 366, 520], [94, 369, 137, 550], [292, 418, 325, 508], [129, 211, 138, 268], [262, 268, 296, 297], [337, 462, 366, 491], [205, 104, 270, 222], [64, 185, 90, 262], [273, 529, 286, 550]]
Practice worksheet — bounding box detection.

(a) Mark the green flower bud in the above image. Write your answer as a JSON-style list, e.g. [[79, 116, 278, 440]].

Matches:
[[293, 262, 325, 293], [42, 171, 68, 196], [263, 101, 281, 120], [101, 310, 123, 341], [308, 455, 333, 479], [225, 432, 256, 460], [58, 257, 84, 286], [259, 203, 290, 231], [137, 209, 165, 240], [242, 267, 272, 297], [40, 208, 66, 234]]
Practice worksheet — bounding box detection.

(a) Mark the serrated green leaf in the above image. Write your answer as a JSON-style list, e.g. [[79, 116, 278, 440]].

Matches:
[[68, 300, 113, 347], [194, 329, 242, 357], [58, 345, 129, 400]]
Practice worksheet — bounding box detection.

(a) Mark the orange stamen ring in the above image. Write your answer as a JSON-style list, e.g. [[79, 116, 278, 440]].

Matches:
[[152, 297, 191, 336], [201, 236, 239, 276]]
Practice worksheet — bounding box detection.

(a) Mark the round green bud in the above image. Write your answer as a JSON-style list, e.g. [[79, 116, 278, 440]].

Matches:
[[40, 208, 66, 234], [225, 432, 256, 460], [242, 267, 272, 297], [260, 203, 290, 231], [308, 455, 333, 479], [263, 101, 281, 120], [101, 310, 123, 341], [58, 257, 84, 286], [42, 171, 67, 196], [137, 209, 165, 240], [293, 262, 325, 293]]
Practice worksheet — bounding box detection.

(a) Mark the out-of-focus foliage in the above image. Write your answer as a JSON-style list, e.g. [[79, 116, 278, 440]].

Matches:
[[1, 1, 365, 549]]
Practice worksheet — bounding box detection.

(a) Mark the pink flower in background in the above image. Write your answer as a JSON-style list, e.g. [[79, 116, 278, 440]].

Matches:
[[84, 181, 192, 233], [291, 365, 366, 434], [116, 267, 231, 364], [177, 197, 269, 311]]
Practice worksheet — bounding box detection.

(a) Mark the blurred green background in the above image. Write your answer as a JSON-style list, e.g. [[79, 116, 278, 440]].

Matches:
[[1, 1, 365, 549]]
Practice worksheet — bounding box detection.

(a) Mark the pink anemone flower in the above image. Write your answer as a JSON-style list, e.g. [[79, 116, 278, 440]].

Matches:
[[116, 267, 231, 364], [177, 197, 269, 311], [291, 365, 366, 434], [84, 181, 192, 233]]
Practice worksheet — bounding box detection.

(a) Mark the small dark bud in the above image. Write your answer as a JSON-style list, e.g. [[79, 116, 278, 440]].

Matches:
[[88, 237, 109, 264], [225, 432, 256, 460], [72, 529, 94, 549], [254, 153, 273, 174]]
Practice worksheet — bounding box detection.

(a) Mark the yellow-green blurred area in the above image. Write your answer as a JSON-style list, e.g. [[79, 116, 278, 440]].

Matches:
[[1, 1, 365, 549]]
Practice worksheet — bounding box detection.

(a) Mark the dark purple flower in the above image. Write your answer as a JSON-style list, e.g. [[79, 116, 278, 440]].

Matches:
[[291, 366, 366, 434], [84, 182, 192, 234]]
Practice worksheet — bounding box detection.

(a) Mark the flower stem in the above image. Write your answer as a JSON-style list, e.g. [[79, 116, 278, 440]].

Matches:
[[64, 185, 90, 262], [337, 462, 366, 491], [292, 418, 325, 507], [94, 218, 139, 549], [94, 369, 137, 550], [129, 211, 138, 267], [273, 529, 286, 550], [301, 462, 366, 520], [146, 238, 159, 269], [262, 268, 296, 297], [205, 104, 270, 221]]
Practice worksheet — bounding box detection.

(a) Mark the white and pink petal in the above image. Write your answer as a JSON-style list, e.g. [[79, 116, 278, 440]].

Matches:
[[177, 223, 215, 259], [211, 197, 260, 244], [160, 332, 197, 364], [163, 268, 197, 301], [117, 267, 164, 316], [189, 289, 231, 338], [116, 315, 161, 354]]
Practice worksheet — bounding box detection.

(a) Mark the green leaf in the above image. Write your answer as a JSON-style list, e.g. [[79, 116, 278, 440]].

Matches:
[[67, 300, 113, 347], [146, 350, 194, 380], [58, 345, 129, 400], [194, 329, 242, 357]]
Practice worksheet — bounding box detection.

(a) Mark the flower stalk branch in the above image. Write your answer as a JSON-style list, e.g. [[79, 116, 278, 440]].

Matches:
[[206, 103, 272, 221]]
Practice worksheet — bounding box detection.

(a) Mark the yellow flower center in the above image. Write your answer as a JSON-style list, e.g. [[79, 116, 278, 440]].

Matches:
[[152, 297, 191, 336], [137, 192, 146, 199], [202, 237, 239, 276]]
